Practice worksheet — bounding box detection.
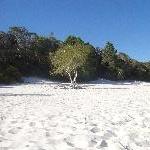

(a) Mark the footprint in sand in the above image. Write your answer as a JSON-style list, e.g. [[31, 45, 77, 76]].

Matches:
[[10, 120, 18, 124], [8, 127, 22, 134], [45, 131, 50, 137], [29, 122, 36, 127], [90, 127, 100, 133], [64, 137, 75, 147], [101, 130, 117, 140], [88, 139, 97, 147], [66, 134, 89, 149], [71, 126, 77, 131], [96, 140, 108, 149], [48, 115, 55, 120], [92, 135, 102, 142]]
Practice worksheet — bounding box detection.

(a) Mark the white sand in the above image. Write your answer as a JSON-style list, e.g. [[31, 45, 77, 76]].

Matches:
[[0, 77, 150, 150]]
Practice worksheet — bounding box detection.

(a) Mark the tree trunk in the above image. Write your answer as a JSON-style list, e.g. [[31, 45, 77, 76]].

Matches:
[[72, 70, 78, 88], [66, 70, 78, 88], [66, 71, 73, 85], [73, 70, 77, 83]]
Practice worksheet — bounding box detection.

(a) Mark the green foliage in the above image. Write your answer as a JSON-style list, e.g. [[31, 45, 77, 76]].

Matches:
[[0, 65, 22, 83], [34, 36, 60, 54], [51, 37, 97, 82], [101, 42, 117, 66], [98, 42, 150, 81], [64, 36, 84, 45], [100, 42, 119, 79], [0, 26, 150, 83], [52, 44, 85, 74], [8, 26, 37, 49], [0, 26, 60, 81], [0, 73, 4, 82]]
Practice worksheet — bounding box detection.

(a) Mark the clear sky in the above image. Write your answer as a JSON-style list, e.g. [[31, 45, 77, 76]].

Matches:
[[0, 0, 150, 61]]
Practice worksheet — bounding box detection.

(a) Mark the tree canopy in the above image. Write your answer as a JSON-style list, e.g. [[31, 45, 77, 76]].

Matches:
[[51, 37, 97, 86], [0, 27, 150, 84]]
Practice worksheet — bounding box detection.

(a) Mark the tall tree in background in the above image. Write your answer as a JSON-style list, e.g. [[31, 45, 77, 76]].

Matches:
[[8, 26, 37, 50], [64, 36, 84, 45], [100, 42, 118, 79]]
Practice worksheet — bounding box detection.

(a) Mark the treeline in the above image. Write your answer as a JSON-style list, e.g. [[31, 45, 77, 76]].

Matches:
[[0, 27, 149, 83]]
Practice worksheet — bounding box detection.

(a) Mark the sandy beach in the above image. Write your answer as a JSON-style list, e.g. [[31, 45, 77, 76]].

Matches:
[[0, 77, 150, 150]]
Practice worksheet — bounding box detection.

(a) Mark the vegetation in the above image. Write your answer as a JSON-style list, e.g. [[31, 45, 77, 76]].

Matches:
[[51, 36, 97, 87], [0, 27, 150, 84]]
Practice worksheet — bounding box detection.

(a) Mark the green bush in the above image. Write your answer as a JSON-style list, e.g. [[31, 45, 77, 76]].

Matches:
[[0, 73, 4, 83], [0, 65, 22, 83]]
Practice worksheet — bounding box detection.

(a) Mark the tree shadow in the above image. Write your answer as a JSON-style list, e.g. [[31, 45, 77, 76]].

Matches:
[[0, 93, 53, 97], [90, 87, 129, 89], [88, 79, 141, 85], [0, 86, 14, 88], [22, 77, 60, 85], [53, 84, 129, 90]]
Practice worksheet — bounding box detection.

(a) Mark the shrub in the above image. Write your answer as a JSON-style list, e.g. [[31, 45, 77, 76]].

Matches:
[[0, 65, 22, 83]]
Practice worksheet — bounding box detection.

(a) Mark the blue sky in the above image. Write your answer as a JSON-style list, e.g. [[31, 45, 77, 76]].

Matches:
[[0, 0, 150, 61]]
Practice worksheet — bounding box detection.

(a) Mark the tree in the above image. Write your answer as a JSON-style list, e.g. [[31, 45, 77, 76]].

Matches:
[[101, 42, 117, 67], [100, 42, 118, 79], [51, 44, 86, 87], [0, 26, 61, 79], [64, 35, 84, 45], [51, 37, 97, 87], [7, 27, 38, 68], [8, 26, 37, 50]]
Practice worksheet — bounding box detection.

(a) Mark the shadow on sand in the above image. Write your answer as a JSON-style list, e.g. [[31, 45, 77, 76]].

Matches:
[[88, 79, 141, 85], [0, 93, 53, 97], [0, 86, 14, 88], [0, 77, 141, 91]]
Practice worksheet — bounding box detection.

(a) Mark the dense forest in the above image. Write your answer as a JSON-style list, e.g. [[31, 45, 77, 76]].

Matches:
[[0, 27, 150, 84]]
